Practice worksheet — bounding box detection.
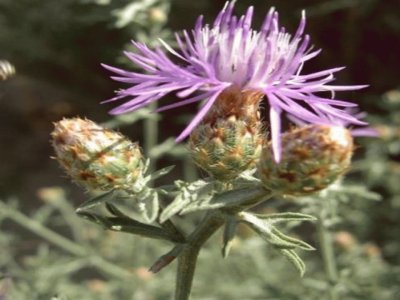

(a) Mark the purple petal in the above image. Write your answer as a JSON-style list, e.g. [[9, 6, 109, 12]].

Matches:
[[175, 90, 222, 142], [269, 103, 282, 163], [261, 7, 276, 32], [156, 92, 214, 112], [159, 38, 188, 61], [351, 127, 379, 137], [293, 10, 306, 40]]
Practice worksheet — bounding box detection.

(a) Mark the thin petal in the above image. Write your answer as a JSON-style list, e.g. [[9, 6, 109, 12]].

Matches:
[[175, 90, 222, 142], [269, 99, 282, 163], [156, 92, 213, 112], [351, 127, 379, 137]]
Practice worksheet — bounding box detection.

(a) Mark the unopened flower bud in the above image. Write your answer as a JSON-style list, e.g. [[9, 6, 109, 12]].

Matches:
[[363, 243, 381, 258], [148, 8, 167, 24], [258, 125, 353, 195], [51, 118, 144, 191], [189, 87, 263, 181], [334, 231, 357, 251]]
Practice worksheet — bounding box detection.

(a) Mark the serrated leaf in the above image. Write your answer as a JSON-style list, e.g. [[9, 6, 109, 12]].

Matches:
[[106, 216, 176, 241], [146, 165, 175, 182], [143, 158, 150, 174], [76, 211, 98, 223], [149, 244, 185, 273], [180, 186, 270, 214], [101, 108, 156, 129], [148, 138, 175, 159], [240, 213, 296, 249], [160, 195, 188, 223], [234, 169, 261, 186], [76, 189, 116, 212], [76, 211, 112, 228], [222, 218, 238, 258], [262, 235, 299, 250], [271, 227, 315, 251], [280, 249, 306, 277], [341, 185, 381, 201], [160, 180, 211, 222], [136, 190, 160, 223], [79, 211, 178, 242], [240, 212, 314, 251], [105, 202, 126, 217], [255, 212, 317, 223]]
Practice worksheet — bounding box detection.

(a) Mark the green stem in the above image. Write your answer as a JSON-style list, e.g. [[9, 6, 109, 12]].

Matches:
[[0, 201, 85, 256], [159, 218, 186, 243], [317, 217, 339, 300], [144, 101, 158, 175], [175, 212, 225, 300], [174, 188, 272, 300], [0, 201, 131, 279], [51, 197, 85, 243], [183, 155, 197, 182]]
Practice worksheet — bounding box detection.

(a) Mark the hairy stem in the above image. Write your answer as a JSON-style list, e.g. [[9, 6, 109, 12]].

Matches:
[[174, 187, 272, 299], [175, 212, 225, 300], [317, 214, 339, 300]]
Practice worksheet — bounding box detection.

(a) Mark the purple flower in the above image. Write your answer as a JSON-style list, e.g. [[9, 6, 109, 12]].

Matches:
[[103, 1, 367, 162]]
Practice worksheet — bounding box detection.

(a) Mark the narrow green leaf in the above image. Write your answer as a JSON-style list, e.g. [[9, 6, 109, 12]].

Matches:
[[160, 180, 211, 222], [181, 186, 270, 214], [240, 212, 314, 251], [76, 211, 98, 223], [134, 188, 160, 223], [160, 195, 188, 223], [148, 138, 175, 159], [341, 185, 381, 201], [76, 211, 112, 228], [107, 216, 178, 241], [255, 212, 317, 223], [142, 158, 150, 174], [101, 108, 155, 129], [222, 218, 238, 258], [264, 236, 299, 250], [105, 202, 126, 217], [147, 165, 175, 182], [149, 244, 185, 273], [271, 227, 315, 251], [79, 211, 178, 242], [280, 249, 306, 277], [76, 189, 115, 212], [240, 213, 296, 249]]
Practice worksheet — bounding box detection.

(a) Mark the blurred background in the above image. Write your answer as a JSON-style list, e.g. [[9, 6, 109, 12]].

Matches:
[[0, 0, 399, 299]]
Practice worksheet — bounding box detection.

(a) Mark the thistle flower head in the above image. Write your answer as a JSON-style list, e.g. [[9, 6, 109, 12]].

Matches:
[[51, 118, 144, 191], [103, 1, 366, 161], [189, 87, 263, 181], [258, 124, 354, 196]]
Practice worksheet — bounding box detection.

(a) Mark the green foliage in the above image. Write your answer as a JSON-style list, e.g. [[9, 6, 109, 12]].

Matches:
[[1, 0, 400, 299]]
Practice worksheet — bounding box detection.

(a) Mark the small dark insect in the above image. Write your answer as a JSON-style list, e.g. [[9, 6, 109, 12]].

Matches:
[[0, 60, 16, 81]]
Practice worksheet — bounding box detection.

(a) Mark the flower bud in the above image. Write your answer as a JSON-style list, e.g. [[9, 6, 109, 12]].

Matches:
[[51, 117, 144, 191], [189, 87, 263, 181], [334, 231, 357, 251], [148, 8, 167, 24], [258, 125, 353, 195]]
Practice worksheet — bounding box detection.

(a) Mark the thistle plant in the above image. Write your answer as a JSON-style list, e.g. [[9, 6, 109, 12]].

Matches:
[[102, 1, 366, 162], [50, 2, 377, 300]]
